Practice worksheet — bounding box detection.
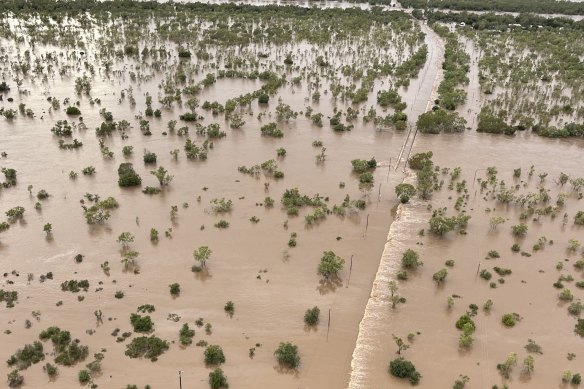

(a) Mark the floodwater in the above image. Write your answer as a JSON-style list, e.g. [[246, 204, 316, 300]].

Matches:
[[175, 0, 584, 20], [350, 130, 584, 388], [1, 5, 583, 389], [0, 10, 424, 389]]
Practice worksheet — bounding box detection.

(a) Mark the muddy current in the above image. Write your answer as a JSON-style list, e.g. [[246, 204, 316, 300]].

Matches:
[[1, 6, 583, 389]]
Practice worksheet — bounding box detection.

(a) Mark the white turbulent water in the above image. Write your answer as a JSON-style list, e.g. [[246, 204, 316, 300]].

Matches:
[[348, 173, 421, 388]]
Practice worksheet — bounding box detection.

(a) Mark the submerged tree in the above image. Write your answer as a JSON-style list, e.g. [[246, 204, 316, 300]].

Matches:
[[193, 246, 212, 269], [392, 334, 410, 355], [274, 342, 300, 369], [150, 166, 173, 186], [317, 251, 345, 279]]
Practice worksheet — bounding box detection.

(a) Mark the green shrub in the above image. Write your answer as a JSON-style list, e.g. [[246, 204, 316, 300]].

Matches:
[[178, 48, 191, 58], [65, 106, 81, 115], [224, 301, 234, 316], [388, 357, 421, 385], [169, 283, 180, 296], [125, 336, 169, 361], [260, 122, 283, 137], [408, 151, 433, 170], [143, 151, 157, 164], [511, 223, 528, 236], [395, 183, 416, 203], [317, 251, 345, 279], [401, 249, 421, 269], [416, 109, 466, 134], [0, 289, 18, 308], [501, 314, 516, 327], [39, 327, 89, 366], [274, 342, 300, 368], [455, 315, 475, 332], [44, 363, 58, 377], [60, 280, 89, 293], [7, 342, 44, 370], [7, 370, 24, 387], [179, 324, 195, 346], [118, 163, 142, 187], [78, 369, 90, 384], [209, 368, 228, 389], [130, 314, 154, 333], [359, 172, 374, 184], [204, 345, 226, 365], [258, 93, 269, 104], [304, 306, 320, 326]]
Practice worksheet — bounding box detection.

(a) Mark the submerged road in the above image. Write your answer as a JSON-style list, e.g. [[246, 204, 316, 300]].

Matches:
[[346, 18, 445, 388]]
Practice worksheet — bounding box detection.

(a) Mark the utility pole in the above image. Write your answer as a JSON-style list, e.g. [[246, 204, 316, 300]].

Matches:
[[178, 370, 183, 389]]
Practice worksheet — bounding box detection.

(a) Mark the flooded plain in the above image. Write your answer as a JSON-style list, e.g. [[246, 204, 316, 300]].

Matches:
[[1, 5, 423, 388], [1, 3, 583, 389]]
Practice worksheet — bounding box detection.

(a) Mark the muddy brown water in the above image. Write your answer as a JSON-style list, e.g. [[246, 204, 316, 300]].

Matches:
[[1, 8, 583, 389], [350, 131, 584, 388], [0, 26, 425, 387]]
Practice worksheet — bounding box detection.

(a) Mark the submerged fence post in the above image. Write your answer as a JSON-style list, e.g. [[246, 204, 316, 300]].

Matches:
[[326, 308, 331, 342], [363, 214, 370, 237], [347, 255, 354, 287], [378, 183, 382, 202]]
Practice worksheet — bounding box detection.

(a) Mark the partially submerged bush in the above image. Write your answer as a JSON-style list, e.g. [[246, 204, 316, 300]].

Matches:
[[388, 357, 421, 385], [130, 314, 154, 333], [118, 163, 142, 187], [7, 342, 44, 370], [274, 342, 300, 368], [209, 368, 228, 389], [204, 345, 226, 365], [317, 251, 345, 279], [125, 336, 169, 361], [39, 327, 89, 366], [304, 306, 320, 326], [401, 249, 422, 270]]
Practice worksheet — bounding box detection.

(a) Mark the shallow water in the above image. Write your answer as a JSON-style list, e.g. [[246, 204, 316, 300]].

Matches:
[[0, 10, 423, 389], [349, 130, 584, 388], [1, 4, 583, 389]]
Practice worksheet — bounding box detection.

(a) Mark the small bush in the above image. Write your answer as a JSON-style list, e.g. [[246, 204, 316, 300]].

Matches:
[[209, 368, 228, 389], [224, 301, 234, 316], [179, 324, 195, 346], [401, 249, 421, 270], [388, 357, 421, 385], [169, 283, 180, 296], [118, 163, 142, 187], [78, 369, 90, 384], [258, 93, 269, 104], [7, 370, 23, 388], [44, 363, 58, 377], [455, 315, 475, 332], [143, 151, 157, 164], [260, 122, 283, 137], [501, 314, 516, 327], [130, 314, 154, 333], [125, 336, 169, 361], [65, 106, 81, 115], [304, 306, 320, 326], [274, 342, 300, 368], [7, 342, 44, 370], [204, 345, 226, 365]]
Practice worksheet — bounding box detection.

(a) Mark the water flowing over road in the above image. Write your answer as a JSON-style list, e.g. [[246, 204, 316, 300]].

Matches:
[[346, 18, 445, 389]]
